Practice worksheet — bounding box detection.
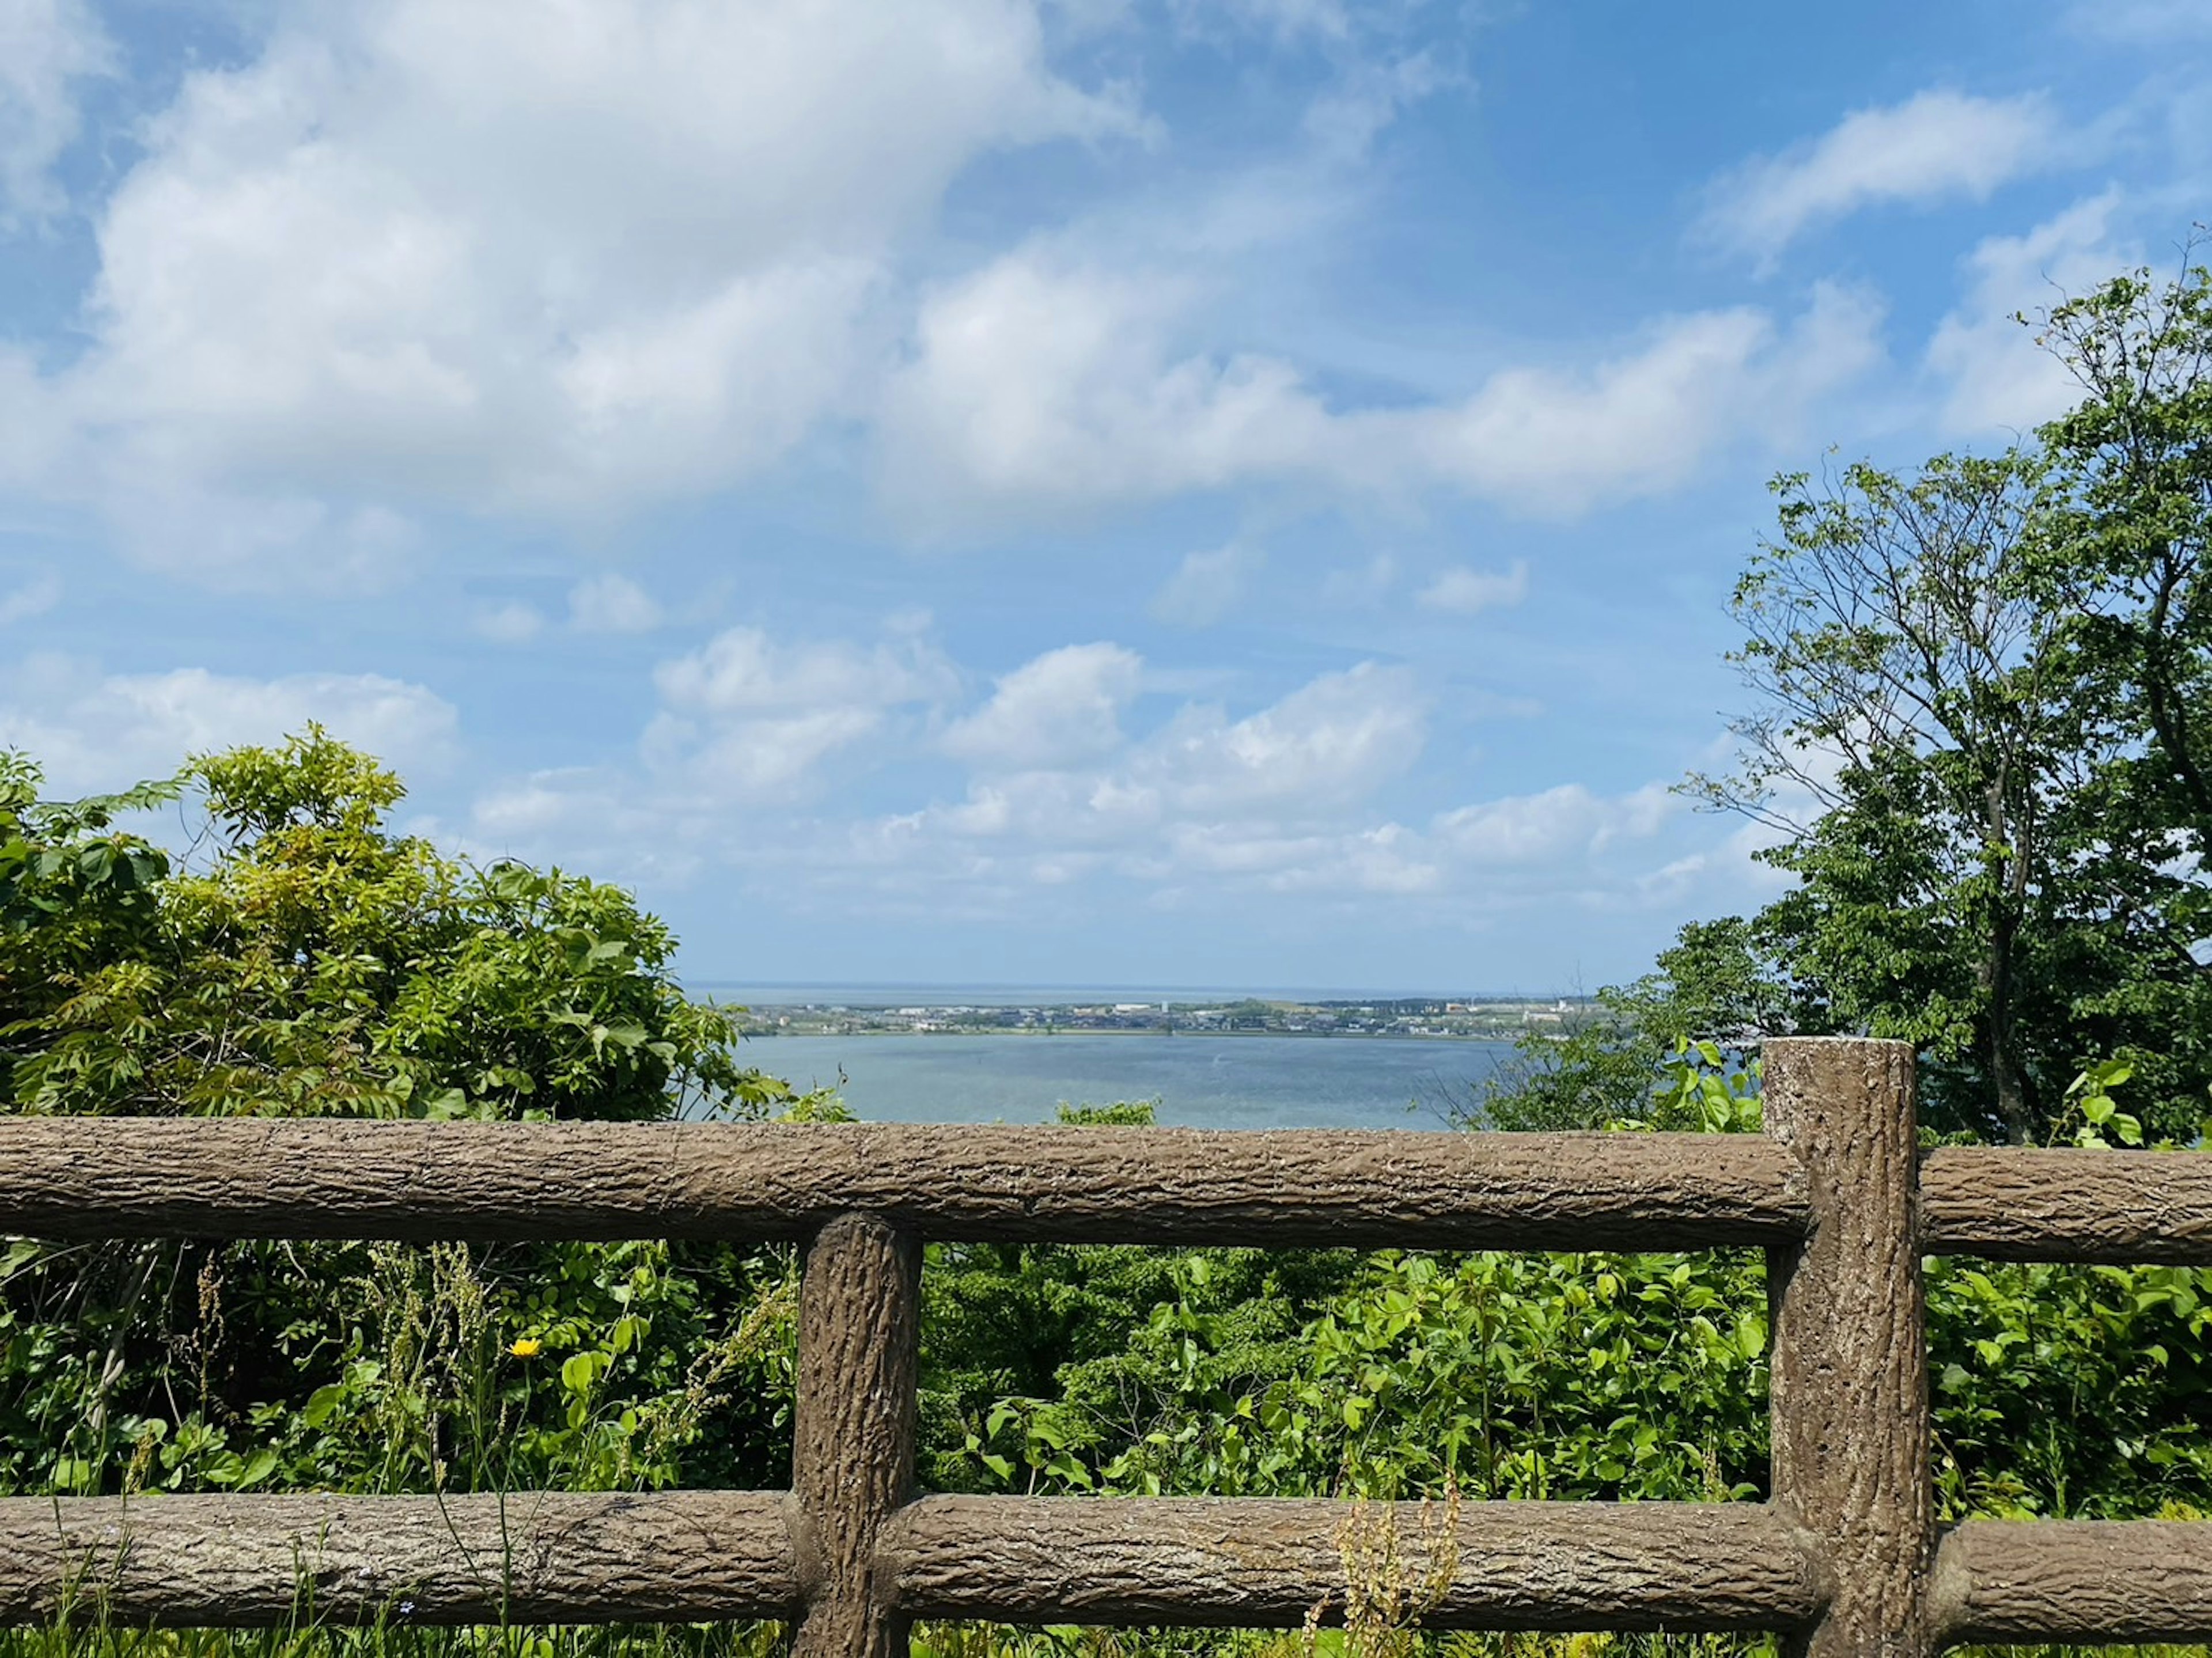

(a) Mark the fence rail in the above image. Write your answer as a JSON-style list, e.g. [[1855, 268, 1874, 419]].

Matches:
[[1, 1037, 2208, 1653]]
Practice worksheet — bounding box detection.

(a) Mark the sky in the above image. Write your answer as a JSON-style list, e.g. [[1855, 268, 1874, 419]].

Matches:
[[0, 0, 2207, 993]]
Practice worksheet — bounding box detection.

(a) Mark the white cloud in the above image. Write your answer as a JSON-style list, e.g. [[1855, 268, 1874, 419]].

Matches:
[[1151, 542, 1262, 627], [1138, 661, 1425, 814], [643, 624, 958, 796], [838, 678, 1713, 913], [569, 573, 662, 635], [0, 0, 112, 219], [944, 642, 1143, 769], [878, 255, 1325, 521], [0, 655, 459, 796], [11, 0, 1139, 579], [1434, 781, 1677, 866], [450, 623, 1776, 938], [1699, 89, 2058, 267], [880, 249, 1883, 525], [1388, 284, 1886, 513], [0, 571, 60, 624], [1927, 191, 2137, 435], [1419, 559, 1528, 615]]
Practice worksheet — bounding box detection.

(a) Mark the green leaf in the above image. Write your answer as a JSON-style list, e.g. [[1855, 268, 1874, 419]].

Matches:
[[302, 1384, 347, 1429]]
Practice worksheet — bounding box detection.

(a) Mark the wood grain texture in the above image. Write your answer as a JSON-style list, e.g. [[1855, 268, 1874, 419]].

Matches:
[[882, 1496, 1823, 1632], [0, 1491, 797, 1626], [790, 1214, 920, 1658], [0, 1120, 1808, 1249], [1763, 1037, 1931, 1658], [1921, 1146, 2212, 1263], [1929, 1520, 2212, 1645]]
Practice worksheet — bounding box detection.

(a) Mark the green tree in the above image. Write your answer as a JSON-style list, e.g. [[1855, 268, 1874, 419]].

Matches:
[[1, 727, 791, 1121], [1688, 449, 2070, 1140], [1675, 253, 2212, 1144], [0, 730, 814, 1498]]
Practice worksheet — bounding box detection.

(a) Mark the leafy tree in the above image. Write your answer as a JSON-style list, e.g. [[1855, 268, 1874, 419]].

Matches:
[[1, 727, 790, 1121], [0, 730, 815, 1498], [1686, 449, 2071, 1140], [1669, 254, 2212, 1143]]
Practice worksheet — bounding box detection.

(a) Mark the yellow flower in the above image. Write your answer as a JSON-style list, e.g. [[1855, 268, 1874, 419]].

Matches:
[[509, 1338, 543, 1358]]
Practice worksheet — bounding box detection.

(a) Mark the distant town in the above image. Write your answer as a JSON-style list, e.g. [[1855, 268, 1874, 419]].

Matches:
[[729, 996, 1592, 1041]]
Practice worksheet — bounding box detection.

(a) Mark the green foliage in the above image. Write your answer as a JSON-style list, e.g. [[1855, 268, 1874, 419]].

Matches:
[[1461, 921, 1779, 1133], [3, 727, 2210, 1658], [1, 728, 793, 1122], [1672, 254, 2212, 1145], [0, 731, 816, 1505]]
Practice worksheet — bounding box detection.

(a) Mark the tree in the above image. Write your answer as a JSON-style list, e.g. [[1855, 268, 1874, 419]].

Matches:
[[1687, 450, 2072, 1140], [1, 726, 793, 1121], [0, 730, 817, 1500], [1475, 251, 2212, 1145], [1683, 251, 2212, 1143]]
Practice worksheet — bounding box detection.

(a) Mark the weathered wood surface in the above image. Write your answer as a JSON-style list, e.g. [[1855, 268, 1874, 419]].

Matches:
[[1930, 1520, 2212, 1645], [1763, 1038, 1932, 1658], [1921, 1145, 2212, 1262], [0, 1120, 1809, 1249], [882, 1496, 1823, 1631], [0, 1492, 797, 1626], [791, 1214, 920, 1658]]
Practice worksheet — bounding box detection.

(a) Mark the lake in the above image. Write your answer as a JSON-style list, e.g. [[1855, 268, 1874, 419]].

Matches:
[[725, 1033, 1513, 1130]]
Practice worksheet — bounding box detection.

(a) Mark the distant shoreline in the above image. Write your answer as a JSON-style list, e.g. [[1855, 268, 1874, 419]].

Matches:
[[744, 1026, 1510, 1042]]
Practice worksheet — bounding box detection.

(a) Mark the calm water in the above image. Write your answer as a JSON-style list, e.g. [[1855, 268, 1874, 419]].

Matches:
[[728, 1033, 1511, 1130]]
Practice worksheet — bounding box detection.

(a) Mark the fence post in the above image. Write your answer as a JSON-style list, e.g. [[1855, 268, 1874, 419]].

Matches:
[[1763, 1037, 1932, 1658], [791, 1212, 922, 1658]]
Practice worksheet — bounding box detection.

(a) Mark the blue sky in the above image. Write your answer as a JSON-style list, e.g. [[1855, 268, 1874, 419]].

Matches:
[[1, 0, 2207, 992]]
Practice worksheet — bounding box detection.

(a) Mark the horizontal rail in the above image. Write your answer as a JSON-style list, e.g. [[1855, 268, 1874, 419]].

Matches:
[[1919, 1147, 2212, 1263], [8, 1123, 2210, 1262], [887, 1496, 1824, 1632], [1930, 1520, 2212, 1645], [0, 1492, 798, 1626], [0, 1492, 1820, 1633], [10, 1494, 2212, 1643], [0, 1121, 1810, 1249]]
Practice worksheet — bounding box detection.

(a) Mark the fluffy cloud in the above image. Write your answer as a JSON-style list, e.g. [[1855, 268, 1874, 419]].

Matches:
[[1926, 191, 2136, 434], [944, 643, 1143, 769], [1699, 89, 2058, 267], [0, 0, 111, 219], [643, 624, 958, 796], [859, 659, 1431, 888], [859, 675, 1702, 910], [453, 620, 1763, 938], [1137, 662, 1425, 814], [0, 656, 459, 796], [1434, 782, 1676, 866], [880, 250, 1883, 525], [11, 0, 1138, 578], [1419, 560, 1528, 615]]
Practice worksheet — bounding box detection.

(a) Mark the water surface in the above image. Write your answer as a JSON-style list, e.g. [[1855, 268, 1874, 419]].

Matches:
[[731, 1033, 1510, 1130]]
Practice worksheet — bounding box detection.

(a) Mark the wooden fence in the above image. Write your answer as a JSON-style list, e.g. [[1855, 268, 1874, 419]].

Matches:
[[2, 1036, 2210, 1655]]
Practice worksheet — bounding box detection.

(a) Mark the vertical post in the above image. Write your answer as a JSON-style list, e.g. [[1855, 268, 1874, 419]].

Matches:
[[792, 1212, 921, 1658], [1763, 1037, 1933, 1658]]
